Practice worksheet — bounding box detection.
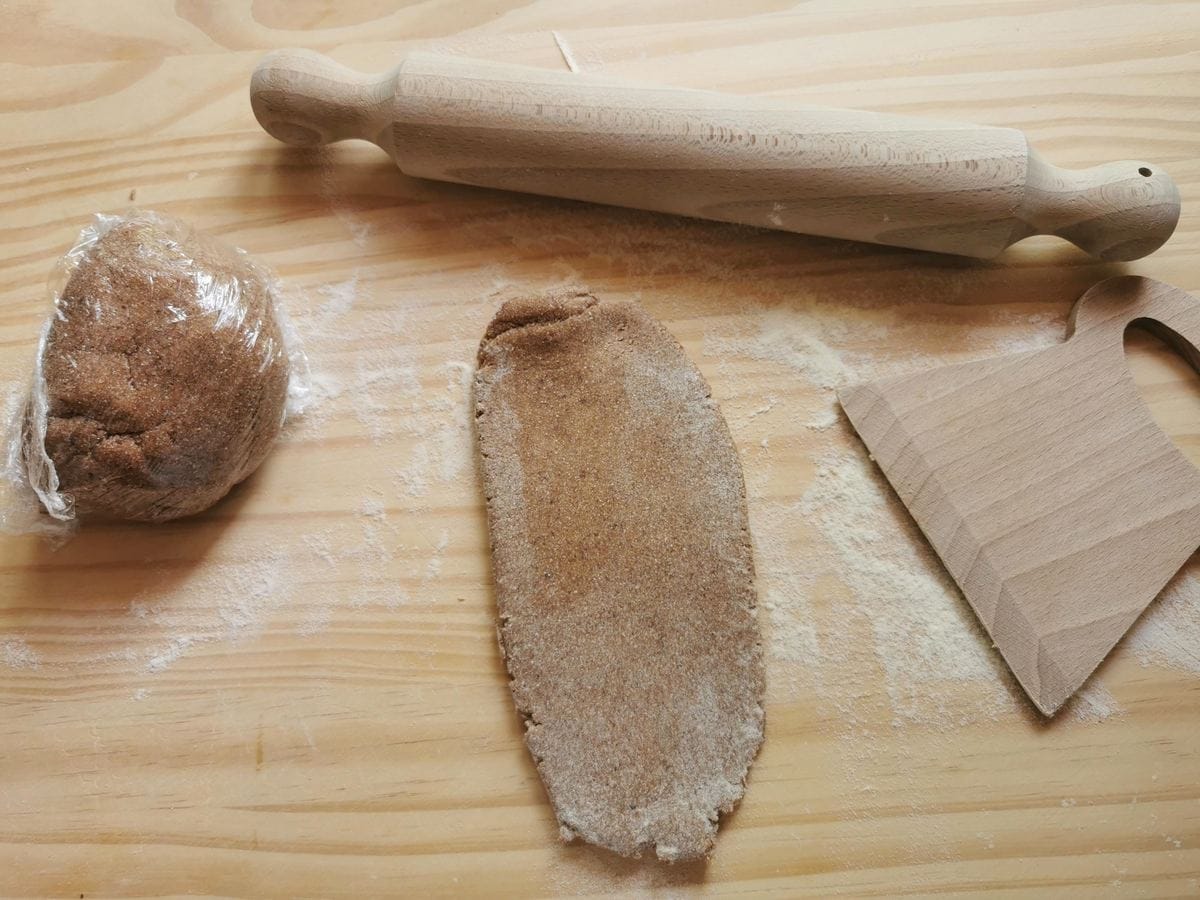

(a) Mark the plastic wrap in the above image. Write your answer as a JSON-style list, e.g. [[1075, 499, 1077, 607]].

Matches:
[[0, 211, 309, 531]]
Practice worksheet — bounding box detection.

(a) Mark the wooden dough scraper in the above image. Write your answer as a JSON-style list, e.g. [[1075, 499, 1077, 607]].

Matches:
[[840, 277, 1200, 715]]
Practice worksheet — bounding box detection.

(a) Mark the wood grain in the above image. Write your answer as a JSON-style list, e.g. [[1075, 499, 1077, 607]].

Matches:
[[249, 49, 1180, 260], [840, 276, 1200, 716], [1, 2, 1199, 897]]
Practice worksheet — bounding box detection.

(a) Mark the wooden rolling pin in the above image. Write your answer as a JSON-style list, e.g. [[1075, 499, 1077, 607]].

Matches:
[[250, 49, 1181, 260]]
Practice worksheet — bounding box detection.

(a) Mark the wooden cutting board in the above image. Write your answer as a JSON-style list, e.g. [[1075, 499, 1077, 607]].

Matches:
[[840, 276, 1200, 716], [1, 3, 1199, 897]]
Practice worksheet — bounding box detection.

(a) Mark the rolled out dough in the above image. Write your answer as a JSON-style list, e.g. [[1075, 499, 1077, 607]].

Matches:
[[473, 290, 764, 861]]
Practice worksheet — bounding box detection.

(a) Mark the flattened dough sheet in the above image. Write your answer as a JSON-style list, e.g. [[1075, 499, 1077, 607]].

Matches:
[[474, 290, 764, 861]]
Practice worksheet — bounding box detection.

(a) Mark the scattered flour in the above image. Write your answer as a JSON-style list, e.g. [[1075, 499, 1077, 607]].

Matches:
[[716, 301, 991, 724], [394, 443, 433, 498], [132, 548, 293, 673], [705, 304, 861, 390], [747, 395, 777, 419], [2, 166, 1196, 897], [1, 636, 40, 669], [387, 359, 477, 502], [1064, 681, 1124, 724], [804, 405, 839, 431], [318, 151, 372, 249], [297, 604, 333, 638], [234, 255, 493, 643], [1126, 570, 1200, 674], [0, 488, 463, 677], [145, 635, 199, 674], [752, 500, 820, 666], [423, 529, 450, 583], [981, 310, 1064, 356], [357, 496, 387, 520], [315, 273, 360, 327], [721, 298, 1144, 731], [284, 257, 481, 512], [798, 449, 1016, 725], [7, 275, 1188, 721]]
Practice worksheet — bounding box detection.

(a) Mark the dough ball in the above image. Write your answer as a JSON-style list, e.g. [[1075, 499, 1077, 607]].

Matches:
[[32, 214, 291, 522]]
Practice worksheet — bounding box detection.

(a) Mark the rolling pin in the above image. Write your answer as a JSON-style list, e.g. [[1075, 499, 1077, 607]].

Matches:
[[250, 49, 1181, 261]]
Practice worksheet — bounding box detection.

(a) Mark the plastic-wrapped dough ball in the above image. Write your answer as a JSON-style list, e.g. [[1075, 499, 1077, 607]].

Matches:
[[19, 212, 301, 523]]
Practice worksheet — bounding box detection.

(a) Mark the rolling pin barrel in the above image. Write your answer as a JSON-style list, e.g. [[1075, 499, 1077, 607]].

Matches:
[[250, 49, 1180, 261]]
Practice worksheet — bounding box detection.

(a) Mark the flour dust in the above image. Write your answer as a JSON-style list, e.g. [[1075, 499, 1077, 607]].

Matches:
[[708, 294, 1193, 737]]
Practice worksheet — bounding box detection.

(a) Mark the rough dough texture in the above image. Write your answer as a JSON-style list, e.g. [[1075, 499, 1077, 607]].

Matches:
[[34, 216, 289, 522], [474, 290, 764, 861]]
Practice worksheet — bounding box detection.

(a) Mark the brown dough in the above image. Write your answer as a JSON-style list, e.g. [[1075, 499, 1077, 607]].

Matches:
[[474, 290, 764, 861], [33, 215, 289, 522]]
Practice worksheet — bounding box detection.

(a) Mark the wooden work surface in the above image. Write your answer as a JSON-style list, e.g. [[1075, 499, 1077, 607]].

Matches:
[[1, 3, 1198, 897]]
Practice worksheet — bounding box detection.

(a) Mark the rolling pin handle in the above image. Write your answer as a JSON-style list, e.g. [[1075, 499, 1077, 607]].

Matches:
[[250, 49, 390, 148], [1015, 152, 1181, 261], [249, 49, 1181, 262]]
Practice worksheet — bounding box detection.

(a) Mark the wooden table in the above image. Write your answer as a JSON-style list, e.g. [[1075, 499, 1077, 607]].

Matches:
[[2, 3, 1198, 896]]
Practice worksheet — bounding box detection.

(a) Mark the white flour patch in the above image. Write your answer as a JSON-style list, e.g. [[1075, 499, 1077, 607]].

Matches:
[[977, 309, 1062, 356], [236, 277, 488, 640], [303, 532, 337, 569], [750, 500, 820, 667], [357, 496, 387, 520], [285, 368, 344, 440], [350, 324, 421, 444], [297, 603, 333, 637], [275, 270, 358, 442], [705, 305, 859, 390], [133, 548, 293, 673], [317, 152, 372, 249], [145, 635, 199, 674], [804, 403, 841, 431], [800, 450, 1015, 725], [1127, 570, 1200, 674], [315, 272, 360, 327], [718, 300, 1126, 729], [389, 359, 478, 500], [393, 443, 433, 498], [747, 395, 777, 419], [121, 492, 449, 663], [1, 636, 41, 670], [423, 529, 450, 583], [344, 218, 371, 249], [307, 371, 344, 404], [1062, 681, 1124, 724]]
